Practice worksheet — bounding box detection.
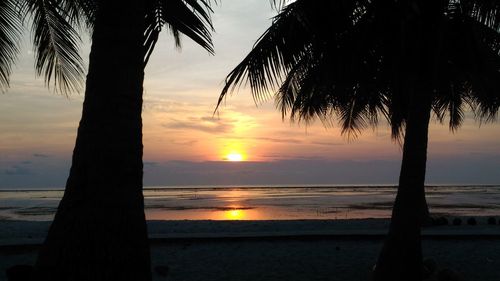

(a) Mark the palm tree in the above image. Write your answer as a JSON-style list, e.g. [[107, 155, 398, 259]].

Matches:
[[217, 1, 500, 280], [1, 0, 215, 280]]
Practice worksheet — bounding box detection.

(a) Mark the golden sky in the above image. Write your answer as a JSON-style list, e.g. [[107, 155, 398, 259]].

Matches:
[[1, 1, 500, 188]]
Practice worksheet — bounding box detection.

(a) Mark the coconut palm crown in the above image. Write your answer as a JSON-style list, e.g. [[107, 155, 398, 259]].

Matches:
[[0, 0, 215, 94], [217, 1, 500, 280], [218, 0, 500, 135]]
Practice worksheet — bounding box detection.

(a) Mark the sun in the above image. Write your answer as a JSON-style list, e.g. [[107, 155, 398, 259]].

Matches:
[[226, 153, 244, 162], [225, 209, 245, 220]]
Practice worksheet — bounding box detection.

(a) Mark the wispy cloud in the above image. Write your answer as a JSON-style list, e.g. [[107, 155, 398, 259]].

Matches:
[[171, 140, 199, 146], [33, 153, 50, 158], [2, 165, 32, 176], [163, 116, 234, 134], [259, 154, 328, 161], [219, 136, 303, 144], [311, 141, 344, 146]]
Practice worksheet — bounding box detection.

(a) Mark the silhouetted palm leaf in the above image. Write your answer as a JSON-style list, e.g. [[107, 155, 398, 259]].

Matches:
[[0, 0, 22, 92], [218, 0, 387, 138], [1, 0, 216, 94], [21, 0, 85, 94], [144, 0, 215, 66], [218, 0, 315, 106], [219, 0, 500, 139], [59, 0, 96, 30]]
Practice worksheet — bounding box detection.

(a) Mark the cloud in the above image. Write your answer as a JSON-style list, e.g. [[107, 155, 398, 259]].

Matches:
[[141, 158, 402, 186], [257, 137, 302, 144], [259, 154, 329, 161], [2, 153, 500, 189], [139, 154, 500, 187], [218, 136, 303, 144], [171, 140, 199, 146], [2, 165, 32, 176], [0, 156, 71, 189], [163, 116, 234, 134], [33, 153, 50, 158], [143, 98, 208, 114], [311, 141, 344, 146]]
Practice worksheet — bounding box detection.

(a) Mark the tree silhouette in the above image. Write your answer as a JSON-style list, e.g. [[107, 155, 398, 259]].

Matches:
[[217, 1, 500, 280], [1, 0, 215, 280]]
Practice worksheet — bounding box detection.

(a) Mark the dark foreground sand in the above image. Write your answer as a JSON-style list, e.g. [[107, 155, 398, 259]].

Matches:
[[1, 219, 500, 281]]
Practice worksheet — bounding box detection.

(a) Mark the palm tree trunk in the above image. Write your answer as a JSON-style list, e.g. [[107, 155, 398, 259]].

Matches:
[[373, 92, 432, 281], [35, 2, 151, 281], [420, 194, 430, 221], [420, 187, 431, 225]]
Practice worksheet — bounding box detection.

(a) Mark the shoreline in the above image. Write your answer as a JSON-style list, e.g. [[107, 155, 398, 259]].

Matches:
[[2, 217, 500, 247], [3, 185, 500, 221], [1, 183, 499, 192]]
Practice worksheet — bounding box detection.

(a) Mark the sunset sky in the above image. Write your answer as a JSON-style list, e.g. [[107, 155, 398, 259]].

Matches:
[[1, 1, 500, 189]]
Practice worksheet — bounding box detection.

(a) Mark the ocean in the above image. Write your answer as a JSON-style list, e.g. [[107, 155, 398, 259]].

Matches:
[[1, 185, 499, 221]]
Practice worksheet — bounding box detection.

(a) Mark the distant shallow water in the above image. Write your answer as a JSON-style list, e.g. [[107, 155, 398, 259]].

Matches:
[[1, 185, 499, 221]]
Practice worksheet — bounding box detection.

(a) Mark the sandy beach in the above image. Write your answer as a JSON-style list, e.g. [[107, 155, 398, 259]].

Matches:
[[1, 219, 500, 281]]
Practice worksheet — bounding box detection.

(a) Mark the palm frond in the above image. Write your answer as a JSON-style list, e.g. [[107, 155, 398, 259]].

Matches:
[[144, 0, 215, 67], [270, 0, 290, 11], [445, 4, 500, 123], [286, 59, 331, 124], [144, 0, 164, 66], [386, 92, 408, 142], [433, 85, 466, 131], [0, 0, 21, 92], [460, 0, 500, 31], [335, 85, 387, 139], [23, 0, 85, 94], [217, 0, 313, 110], [218, 0, 388, 139], [219, 0, 500, 141], [275, 51, 313, 119], [59, 0, 96, 30]]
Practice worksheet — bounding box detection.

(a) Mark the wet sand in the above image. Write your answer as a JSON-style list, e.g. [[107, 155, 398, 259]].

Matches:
[[1, 219, 500, 280]]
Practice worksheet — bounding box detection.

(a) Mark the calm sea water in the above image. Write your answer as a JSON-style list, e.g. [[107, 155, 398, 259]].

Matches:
[[0, 185, 499, 221]]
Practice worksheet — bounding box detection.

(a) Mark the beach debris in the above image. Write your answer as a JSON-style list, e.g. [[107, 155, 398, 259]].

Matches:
[[433, 217, 449, 226], [423, 216, 435, 227], [487, 217, 497, 225], [423, 216, 449, 227], [466, 217, 477, 226], [6, 265, 35, 281], [452, 218, 462, 226], [154, 265, 170, 277]]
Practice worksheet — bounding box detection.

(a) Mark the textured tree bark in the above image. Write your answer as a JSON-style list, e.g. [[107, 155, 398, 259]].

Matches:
[[373, 92, 431, 281], [35, 1, 151, 281], [420, 194, 430, 223], [372, 2, 442, 280]]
